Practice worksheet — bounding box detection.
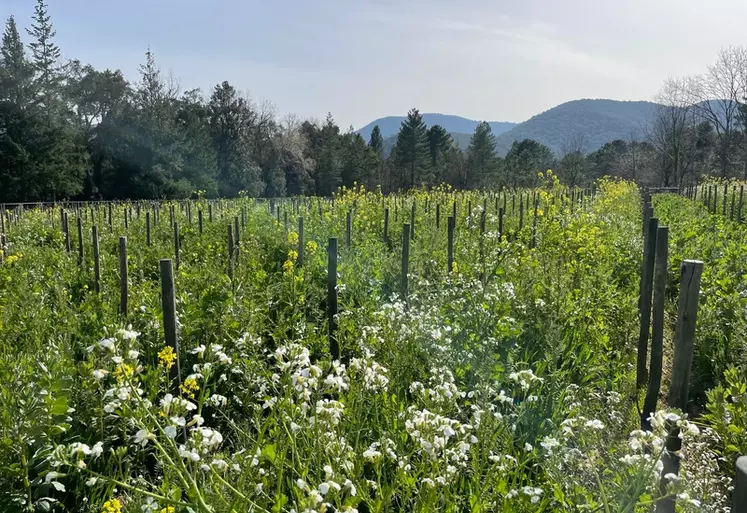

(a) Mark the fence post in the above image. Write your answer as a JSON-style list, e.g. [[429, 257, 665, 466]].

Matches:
[[383, 208, 389, 245], [637, 217, 659, 389], [174, 222, 180, 271], [297, 217, 305, 267], [733, 457, 747, 511], [64, 212, 71, 253], [198, 209, 203, 236], [208, 203, 213, 223], [92, 225, 100, 294], [328, 238, 339, 360], [402, 224, 410, 300], [159, 259, 182, 391], [498, 207, 504, 239], [119, 237, 128, 316], [77, 216, 84, 266], [657, 259, 703, 513], [642, 226, 668, 430], [447, 216, 455, 274], [723, 183, 728, 216], [227, 224, 234, 279], [234, 216, 240, 250]]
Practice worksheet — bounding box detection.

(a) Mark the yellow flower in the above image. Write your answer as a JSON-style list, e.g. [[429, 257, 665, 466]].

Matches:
[[113, 363, 135, 383], [305, 240, 318, 253], [287, 250, 298, 263], [288, 231, 299, 245], [452, 261, 459, 273], [536, 209, 544, 217], [158, 346, 177, 370], [102, 499, 123, 513], [282, 259, 295, 276], [5, 254, 20, 265], [160, 507, 175, 513], [180, 377, 199, 399]]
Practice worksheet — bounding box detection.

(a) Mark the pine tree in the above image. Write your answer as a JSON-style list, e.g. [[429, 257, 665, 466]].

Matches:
[[369, 125, 384, 156], [393, 108, 429, 189], [314, 113, 342, 195], [26, 0, 61, 107], [0, 16, 35, 106], [466, 122, 499, 188]]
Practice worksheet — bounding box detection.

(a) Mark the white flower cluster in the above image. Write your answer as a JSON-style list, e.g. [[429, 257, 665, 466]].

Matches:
[[405, 406, 474, 472], [409, 367, 463, 408], [508, 369, 543, 391], [348, 350, 389, 392]]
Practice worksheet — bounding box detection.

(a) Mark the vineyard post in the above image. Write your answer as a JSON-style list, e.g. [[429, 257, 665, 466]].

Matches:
[[297, 217, 305, 267], [234, 216, 240, 249], [108, 203, 113, 233], [642, 226, 668, 430], [124, 207, 129, 231], [723, 183, 728, 216], [92, 225, 101, 294], [346, 211, 352, 248], [657, 259, 703, 513], [734, 457, 747, 511], [169, 205, 174, 228], [383, 208, 389, 245], [174, 222, 180, 271], [714, 186, 718, 214], [227, 224, 234, 279], [730, 187, 736, 221], [328, 238, 339, 360], [146, 212, 152, 246], [636, 217, 658, 389], [452, 200, 457, 224], [241, 206, 247, 228], [276, 205, 281, 224], [159, 259, 182, 391], [198, 210, 203, 236], [519, 196, 524, 232], [64, 212, 71, 253], [119, 237, 128, 316], [77, 216, 84, 266], [739, 185, 744, 223], [208, 203, 213, 223], [59, 207, 65, 233], [401, 224, 410, 301], [187, 203, 192, 226], [284, 210, 288, 231], [447, 216, 455, 274], [498, 207, 504, 238], [410, 202, 416, 241]]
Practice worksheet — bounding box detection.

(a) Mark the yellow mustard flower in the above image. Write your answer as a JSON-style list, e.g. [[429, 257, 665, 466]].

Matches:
[[160, 507, 175, 513], [305, 240, 318, 253], [180, 377, 199, 399], [287, 250, 298, 263], [113, 363, 135, 383], [288, 231, 299, 245], [452, 261, 459, 273], [102, 498, 123, 513], [158, 346, 176, 370]]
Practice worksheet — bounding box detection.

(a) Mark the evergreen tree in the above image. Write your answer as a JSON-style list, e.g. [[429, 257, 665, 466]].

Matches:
[[0, 16, 35, 106], [314, 113, 342, 196], [505, 139, 555, 189], [392, 108, 429, 189], [465, 122, 499, 188], [427, 124, 453, 185], [369, 125, 384, 156], [26, 0, 61, 108]]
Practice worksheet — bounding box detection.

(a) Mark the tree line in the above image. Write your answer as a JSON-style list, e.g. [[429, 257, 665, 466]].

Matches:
[[1, 2, 745, 202]]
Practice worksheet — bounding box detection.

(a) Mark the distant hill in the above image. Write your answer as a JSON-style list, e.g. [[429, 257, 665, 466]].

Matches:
[[494, 99, 658, 155], [357, 114, 517, 142], [361, 99, 662, 158]]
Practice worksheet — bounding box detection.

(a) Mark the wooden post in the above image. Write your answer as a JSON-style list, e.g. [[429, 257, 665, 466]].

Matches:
[[435, 203, 440, 230], [119, 237, 128, 316], [174, 222, 180, 270], [108, 203, 113, 234], [227, 224, 234, 279], [346, 211, 352, 248], [198, 209, 203, 236], [64, 212, 71, 253], [740, 186, 745, 223], [637, 217, 658, 389], [401, 224, 410, 300], [410, 202, 416, 241], [234, 216, 240, 249], [77, 216, 84, 266], [723, 183, 728, 216], [642, 226, 668, 430], [452, 200, 457, 224], [328, 238, 339, 360], [169, 205, 174, 228], [383, 208, 389, 245], [208, 203, 213, 223], [187, 203, 192, 226], [733, 457, 747, 512], [92, 226, 101, 294], [447, 216, 455, 274], [658, 259, 703, 513], [159, 259, 182, 389], [498, 207, 504, 238], [284, 210, 288, 231], [124, 207, 129, 231], [730, 187, 736, 221], [146, 212, 151, 246], [297, 217, 305, 267]]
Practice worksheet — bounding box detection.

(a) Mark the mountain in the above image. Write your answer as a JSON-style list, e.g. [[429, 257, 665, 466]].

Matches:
[[494, 99, 658, 155], [357, 114, 517, 142]]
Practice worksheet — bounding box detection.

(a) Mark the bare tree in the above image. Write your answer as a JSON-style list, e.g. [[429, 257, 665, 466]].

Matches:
[[646, 78, 694, 186], [558, 133, 587, 187], [686, 46, 747, 177]]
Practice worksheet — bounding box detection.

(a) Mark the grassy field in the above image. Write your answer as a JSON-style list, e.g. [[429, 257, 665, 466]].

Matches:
[[0, 178, 744, 512]]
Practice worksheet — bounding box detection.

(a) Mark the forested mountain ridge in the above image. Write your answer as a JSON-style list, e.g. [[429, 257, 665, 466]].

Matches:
[[357, 114, 517, 141]]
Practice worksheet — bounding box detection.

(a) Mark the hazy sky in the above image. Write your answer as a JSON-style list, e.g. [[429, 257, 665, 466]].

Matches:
[[2, 0, 746, 128]]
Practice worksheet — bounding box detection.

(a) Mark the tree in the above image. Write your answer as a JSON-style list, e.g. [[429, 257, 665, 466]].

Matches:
[[557, 134, 587, 188], [0, 16, 35, 107], [26, 0, 61, 110], [465, 122, 499, 188], [392, 108, 429, 189], [369, 125, 384, 156], [505, 139, 554, 189], [314, 113, 342, 196]]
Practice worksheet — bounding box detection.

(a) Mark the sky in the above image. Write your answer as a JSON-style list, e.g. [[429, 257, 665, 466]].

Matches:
[[2, 0, 747, 129]]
